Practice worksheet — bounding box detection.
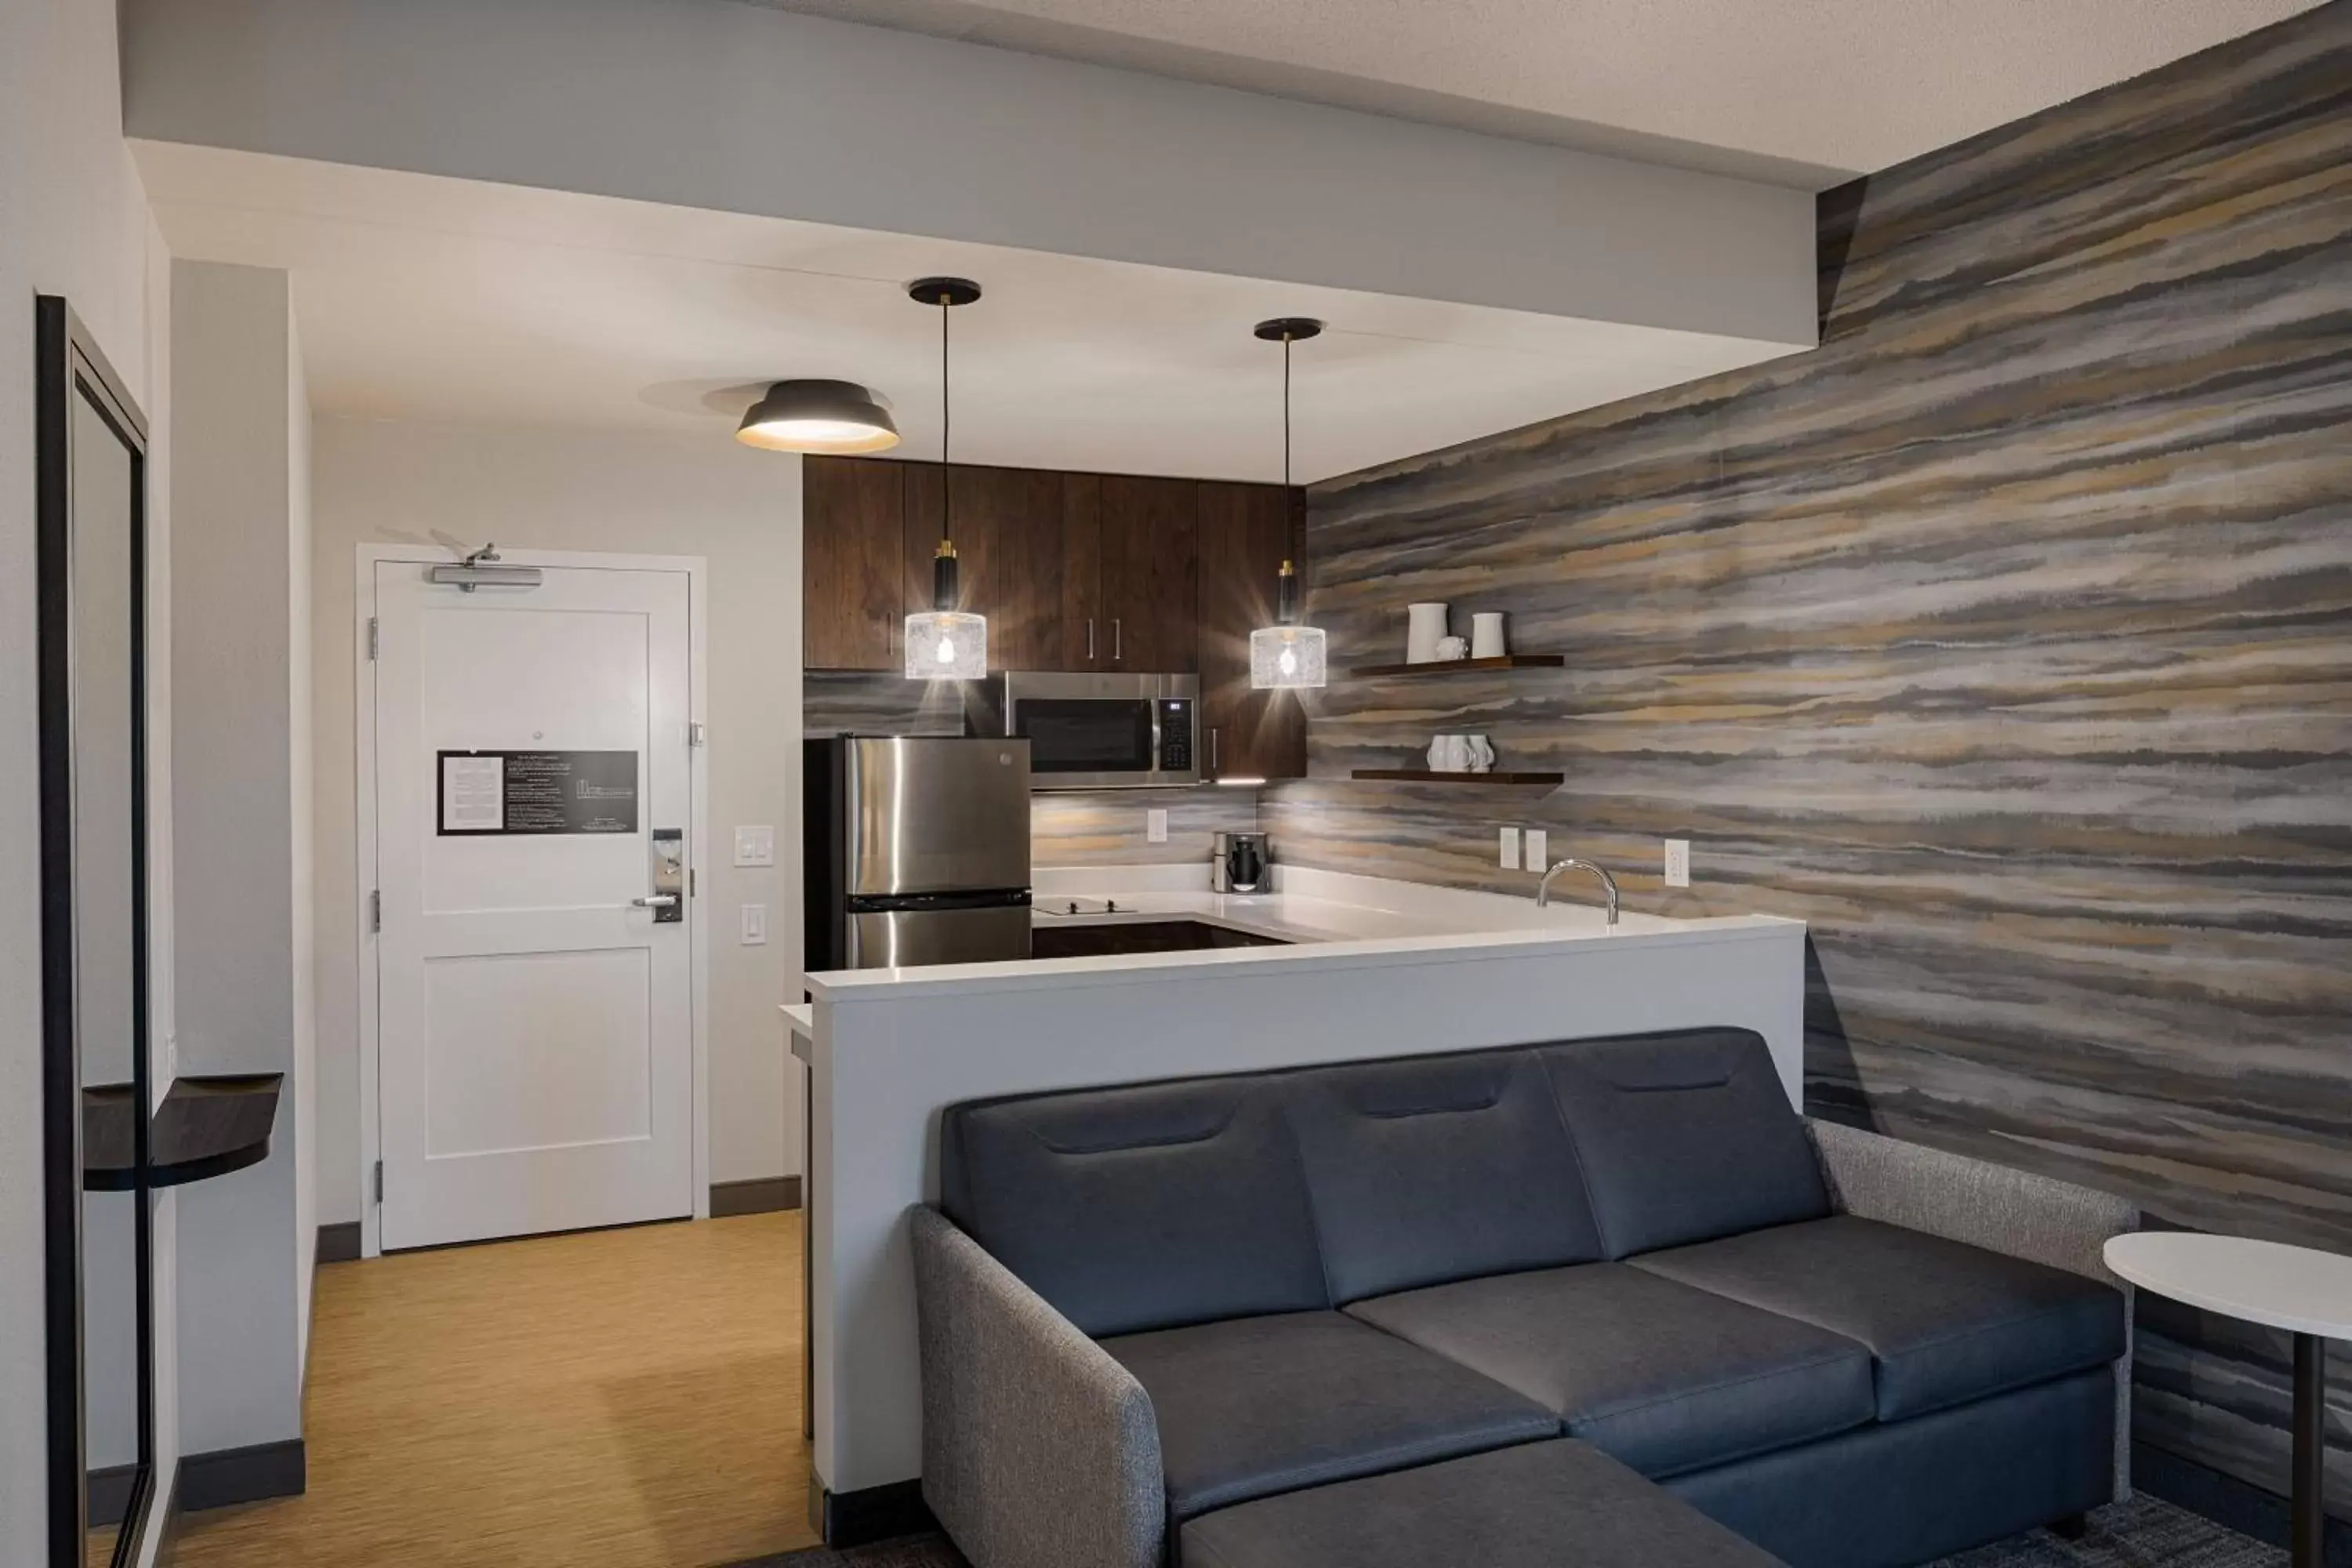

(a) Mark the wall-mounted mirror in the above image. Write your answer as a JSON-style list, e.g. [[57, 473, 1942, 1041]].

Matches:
[[39, 296, 155, 1568]]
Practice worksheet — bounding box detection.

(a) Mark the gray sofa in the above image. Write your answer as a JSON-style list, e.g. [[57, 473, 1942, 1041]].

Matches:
[[913, 1028, 2139, 1568]]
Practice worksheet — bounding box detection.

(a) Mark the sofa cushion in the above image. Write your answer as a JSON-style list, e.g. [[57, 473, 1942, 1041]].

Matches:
[[1098, 1310, 1560, 1522], [1181, 1438, 1791, 1568], [1541, 1029, 1828, 1257], [1347, 1261, 1875, 1478], [1283, 1050, 1603, 1302], [1632, 1214, 2126, 1421], [938, 1076, 1327, 1337]]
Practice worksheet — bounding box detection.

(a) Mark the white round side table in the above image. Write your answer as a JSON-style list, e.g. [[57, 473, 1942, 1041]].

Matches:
[[2105, 1232, 2352, 1568]]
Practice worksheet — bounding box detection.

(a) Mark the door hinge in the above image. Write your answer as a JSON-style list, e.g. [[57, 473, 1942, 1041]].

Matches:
[[688, 868, 697, 898], [367, 617, 379, 660], [688, 721, 706, 748], [373, 1160, 384, 1204], [368, 889, 382, 933]]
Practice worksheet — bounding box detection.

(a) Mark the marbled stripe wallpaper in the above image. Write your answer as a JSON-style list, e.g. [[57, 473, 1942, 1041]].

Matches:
[[1265, 4, 2352, 1523]]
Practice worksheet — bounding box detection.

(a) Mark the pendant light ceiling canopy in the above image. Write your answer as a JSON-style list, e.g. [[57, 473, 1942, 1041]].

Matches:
[[1250, 317, 1328, 691], [735, 378, 898, 454], [903, 277, 988, 681]]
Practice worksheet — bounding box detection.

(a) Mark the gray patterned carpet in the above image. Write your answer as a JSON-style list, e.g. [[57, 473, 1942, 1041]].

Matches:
[[735, 1494, 2282, 1567]]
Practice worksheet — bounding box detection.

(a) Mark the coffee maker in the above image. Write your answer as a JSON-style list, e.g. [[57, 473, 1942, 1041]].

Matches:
[[1211, 831, 1272, 895]]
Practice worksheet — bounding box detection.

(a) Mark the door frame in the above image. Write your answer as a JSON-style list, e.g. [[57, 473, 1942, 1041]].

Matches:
[[354, 543, 711, 1259]]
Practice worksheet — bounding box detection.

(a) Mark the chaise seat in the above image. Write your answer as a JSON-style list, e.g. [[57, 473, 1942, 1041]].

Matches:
[[1346, 1261, 1875, 1478], [1179, 1439, 1790, 1568], [1099, 1309, 1560, 1522], [1630, 1214, 2127, 1421]]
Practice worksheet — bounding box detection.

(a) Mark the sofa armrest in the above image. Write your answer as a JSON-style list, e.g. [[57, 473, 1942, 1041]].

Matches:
[[1804, 1118, 2138, 1281], [911, 1205, 1164, 1568], [1805, 1118, 2140, 1502]]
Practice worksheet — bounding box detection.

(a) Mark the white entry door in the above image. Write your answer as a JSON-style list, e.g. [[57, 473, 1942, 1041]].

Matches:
[[372, 556, 697, 1251]]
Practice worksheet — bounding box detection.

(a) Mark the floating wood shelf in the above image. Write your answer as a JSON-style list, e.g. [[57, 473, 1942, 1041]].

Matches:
[[83, 1073, 284, 1192], [1348, 655, 1564, 677], [1350, 769, 1565, 786]]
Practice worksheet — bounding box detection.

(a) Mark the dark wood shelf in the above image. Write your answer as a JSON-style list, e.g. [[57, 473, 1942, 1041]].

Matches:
[[1350, 769, 1565, 786], [1348, 655, 1564, 678], [83, 1073, 284, 1192]]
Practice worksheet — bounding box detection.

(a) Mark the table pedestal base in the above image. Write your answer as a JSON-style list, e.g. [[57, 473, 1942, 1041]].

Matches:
[[2293, 1332, 2326, 1568]]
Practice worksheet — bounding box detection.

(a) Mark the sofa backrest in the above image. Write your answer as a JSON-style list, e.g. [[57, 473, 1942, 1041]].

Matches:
[[938, 1075, 1330, 1338], [937, 1027, 1812, 1332], [1542, 1029, 1829, 1256], [1286, 1050, 1603, 1302]]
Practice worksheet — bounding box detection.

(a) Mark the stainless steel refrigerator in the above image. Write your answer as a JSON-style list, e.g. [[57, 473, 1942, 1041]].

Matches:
[[803, 735, 1033, 971]]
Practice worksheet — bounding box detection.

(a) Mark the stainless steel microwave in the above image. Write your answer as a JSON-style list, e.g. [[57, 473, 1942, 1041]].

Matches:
[[986, 672, 1200, 789]]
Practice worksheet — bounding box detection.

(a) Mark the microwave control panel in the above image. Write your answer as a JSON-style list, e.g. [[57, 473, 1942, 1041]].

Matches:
[[1157, 700, 1194, 771]]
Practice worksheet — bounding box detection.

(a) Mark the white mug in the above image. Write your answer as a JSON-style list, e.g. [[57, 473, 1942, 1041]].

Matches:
[[1436, 635, 1469, 661], [1461, 734, 1495, 773], [1471, 612, 1508, 659]]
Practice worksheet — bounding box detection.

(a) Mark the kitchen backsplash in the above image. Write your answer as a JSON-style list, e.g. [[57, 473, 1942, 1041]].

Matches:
[[804, 671, 1254, 866]]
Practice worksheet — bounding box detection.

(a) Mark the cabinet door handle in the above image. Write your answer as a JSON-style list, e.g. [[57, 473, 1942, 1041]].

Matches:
[[1086, 617, 1095, 662], [1210, 728, 1219, 773], [1112, 618, 1123, 662]]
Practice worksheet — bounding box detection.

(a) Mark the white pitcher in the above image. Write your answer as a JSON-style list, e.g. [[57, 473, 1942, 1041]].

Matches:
[[1406, 603, 1450, 664]]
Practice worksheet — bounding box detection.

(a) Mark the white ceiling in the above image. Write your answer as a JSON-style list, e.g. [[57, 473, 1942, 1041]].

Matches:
[[135, 143, 1795, 484], [742, 0, 2324, 185]]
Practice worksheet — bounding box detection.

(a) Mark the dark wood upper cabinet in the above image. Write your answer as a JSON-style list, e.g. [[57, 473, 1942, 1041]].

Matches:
[[1196, 481, 1305, 781], [803, 456, 907, 671], [1055, 474, 1105, 667], [1097, 474, 1199, 673], [804, 459, 1304, 779]]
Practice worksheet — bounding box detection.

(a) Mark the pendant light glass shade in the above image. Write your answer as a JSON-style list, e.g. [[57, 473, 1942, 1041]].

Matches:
[[735, 379, 898, 453], [1251, 318, 1328, 689], [903, 278, 986, 680], [1250, 623, 1327, 689]]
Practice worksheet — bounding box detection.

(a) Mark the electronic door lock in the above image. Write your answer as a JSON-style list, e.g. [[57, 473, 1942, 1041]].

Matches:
[[647, 828, 684, 923]]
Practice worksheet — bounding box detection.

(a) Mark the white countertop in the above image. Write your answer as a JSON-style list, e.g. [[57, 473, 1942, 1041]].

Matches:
[[804, 862, 1800, 1004]]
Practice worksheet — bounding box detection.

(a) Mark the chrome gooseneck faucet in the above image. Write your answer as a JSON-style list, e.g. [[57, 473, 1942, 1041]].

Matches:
[[1536, 857, 1620, 926]]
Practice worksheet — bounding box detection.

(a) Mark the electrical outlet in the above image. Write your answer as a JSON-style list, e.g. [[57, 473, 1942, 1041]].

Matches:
[[740, 903, 768, 945], [1499, 826, 1520, 870], [733, 826, 775, 868], [1523, 828, 1549, 873], [1147, 808, 1169, 844], [1664, 839, 1691, 888]]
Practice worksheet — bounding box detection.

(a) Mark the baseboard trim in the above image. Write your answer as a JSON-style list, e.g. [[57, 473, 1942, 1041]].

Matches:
[[809, 1475, 934, 1548], [711, 1175, 802, 1218], [2135, 1440, 2352, 1568], [316, 1220, 362, 1263], [180, 1437, 305, 1513], [89, 1461, 140, 1528]]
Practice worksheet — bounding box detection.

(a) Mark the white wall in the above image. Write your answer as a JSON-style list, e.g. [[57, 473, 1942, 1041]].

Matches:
[[169, 260, 315, 1457], [118, 0, 1818, 349], [0, 0, 178, 1559], [311, 416, 806, 1228]]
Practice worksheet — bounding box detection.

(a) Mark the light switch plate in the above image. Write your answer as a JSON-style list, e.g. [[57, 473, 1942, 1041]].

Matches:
[[1499, 826, 1520, 869], [1147, 808, 1169, 844], [733, 825, 775, 868], [1664, 839, 1691, 887], [740, 903, 768, 945], [1523, 828, 1549, 872]]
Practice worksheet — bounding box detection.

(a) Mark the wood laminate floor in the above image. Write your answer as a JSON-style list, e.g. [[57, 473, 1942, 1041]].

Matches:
[[173, 1210, 818, 1568]]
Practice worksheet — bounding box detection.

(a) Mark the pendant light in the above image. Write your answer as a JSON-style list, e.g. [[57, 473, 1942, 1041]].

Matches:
[[735, 379, 898, 453], [1250, 318, 1327, 689], [902, 278, 987, 681]]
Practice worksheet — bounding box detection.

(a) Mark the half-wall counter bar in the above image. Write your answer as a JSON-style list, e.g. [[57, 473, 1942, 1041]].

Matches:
[[790, 866, 1805, 1509]]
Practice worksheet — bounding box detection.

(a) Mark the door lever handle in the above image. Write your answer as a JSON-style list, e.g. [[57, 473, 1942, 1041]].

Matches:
[[631, 894, 679, 909]]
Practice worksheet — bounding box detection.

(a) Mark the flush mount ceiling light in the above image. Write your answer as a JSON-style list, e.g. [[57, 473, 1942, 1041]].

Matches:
[[735, 378, 899, 454], [1250, 318, 1328, 691], [903, 278, 987, 681]]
